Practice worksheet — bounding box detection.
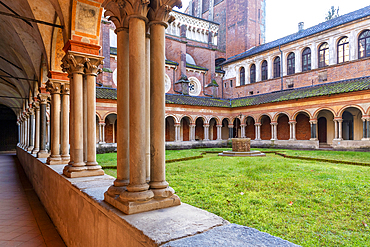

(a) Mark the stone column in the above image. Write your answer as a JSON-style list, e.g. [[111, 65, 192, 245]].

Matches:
[[337, 119, 343, 140], [32, 101, 40, 154], [106, 26, 130, 197], [174, 123, 180, 141], [68, 73, 74, 165], [60, 83, 70, 162], [46, 80, 62, 165], [20, 116, 24, 148], [270, 122, 277, 140], [362, 118, 367, 140], [118, 13, 154, 207], [240, 124, 246, 138], [367, 119, 370, 139], [145, 31, 151, 181], [333, 119, 338, 140], [85, 55, 104, 169], [310, 120, 317, 140], [37, 94, 49, 158], [24, 113, 29, 150], [28, 109, 35, 151], [292, 122, 296, 140], [216, 124, 222, 140], [203, 124, 210, 140], [289, 121, 296, 140], [62, 52, 103, 177], [102, 123, 106, 143], [191, 122, 195, 140], [83, 76, 88, 161], [228, 124, 233, 139], [255, 123, 261, 140]]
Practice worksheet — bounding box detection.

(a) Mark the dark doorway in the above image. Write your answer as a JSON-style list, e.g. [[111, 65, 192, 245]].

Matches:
[[318, 117, 327, 143], [0, 105, 18, 151], [233, 118, 241, 138], [181, 117, 190, 141], [342, 111, 353, 140]]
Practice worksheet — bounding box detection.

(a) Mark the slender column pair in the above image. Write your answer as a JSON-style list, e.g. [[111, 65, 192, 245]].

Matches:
[[255, 123, 261, 140], [190, 124, 196, 141], [270, 122, 278, 140], [240, 124, 246, 138], [61, 52, 104, 177], [174, 123, 180, 141], [28, 108, 35, 151], [333, 118, 343, 140], [228, 124, 233, 138], [309, 120, 317, 140], [37, 94, 50, 158], [203, 124, 210, 140], [98, 122, 106, 143], [289, 121, 297, 140], [103, 0, 181, 215], [216, 124, 222, 140], [32, 101, 40, 154]]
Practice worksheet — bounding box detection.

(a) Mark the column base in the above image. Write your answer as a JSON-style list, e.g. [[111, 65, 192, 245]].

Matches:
[[27, 146, 34, 152], [47, 155, 62, 165], [61, 154, 70, 161], [104, 191, 181, 215], [63, 165, 104, 178], [37, 151, 49, 158], [361, 138, 369, 141], [289, 138, 297, 141], [310, 138, 318, 141], [32, 148, 39, 154]]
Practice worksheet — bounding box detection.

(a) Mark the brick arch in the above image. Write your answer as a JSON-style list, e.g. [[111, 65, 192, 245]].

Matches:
[[180, 115, 192, 141], [179, 115, 194, 124], [221, 117, 231, 125], [242, 115, 256, 124], [207, 116, 221, 125], [102, 111, 117, 121], [195, 117, 205, 140], [337, 105, 365, 117], [292, 110, 312, 120], [96, 112, 103, 122], [245, 116, 255, 139], [195, 115, 207, 123], [273, 112, 290, 121], [313, 107, 336, 119], [165, 114, 179, 124], [165, 116, 176, 141], [257, 114, 272, 123]]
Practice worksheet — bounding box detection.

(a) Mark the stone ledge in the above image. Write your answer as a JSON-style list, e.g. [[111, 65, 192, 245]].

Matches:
[[16, 147, 298, 246], [163, 224, 300, 247]]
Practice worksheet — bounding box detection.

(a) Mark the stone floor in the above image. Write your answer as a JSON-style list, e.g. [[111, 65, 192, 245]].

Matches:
[[0, 154, 66, 247]]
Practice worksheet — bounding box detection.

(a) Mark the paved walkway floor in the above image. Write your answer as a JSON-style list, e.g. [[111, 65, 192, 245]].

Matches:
[[0, 154, 66, 247]]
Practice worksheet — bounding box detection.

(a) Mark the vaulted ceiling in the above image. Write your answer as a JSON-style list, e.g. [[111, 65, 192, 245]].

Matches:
[[0, 0, 70, 115]]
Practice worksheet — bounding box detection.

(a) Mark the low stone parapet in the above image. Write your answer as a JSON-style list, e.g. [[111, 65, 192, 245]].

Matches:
[[16, 147, 299, 247]]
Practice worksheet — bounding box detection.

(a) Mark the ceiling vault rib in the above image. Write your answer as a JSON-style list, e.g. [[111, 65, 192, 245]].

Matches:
[[0, 1, 33, 27], [0, 75, 37, 81], [0, 55, 23, 71], [0, 76, 16, 88], [0, 95, 27, 99], [0, 11, 64, 29]]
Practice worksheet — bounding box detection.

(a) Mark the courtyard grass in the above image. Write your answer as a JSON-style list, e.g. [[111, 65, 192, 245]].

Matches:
[[99, 149, 370, 246]]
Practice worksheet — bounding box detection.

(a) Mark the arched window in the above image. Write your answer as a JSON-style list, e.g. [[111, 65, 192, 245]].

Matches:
[[337, 37, 349, 63], [287, 52, 295, 75], [273, 57, 280, 78], [318, 43, 329, 68], [240, 67, 245, 86], [261, 60, 268, 81], [302, 48, 311, 71], [250, 64, 256, 83], [359, 30, 370, 59]]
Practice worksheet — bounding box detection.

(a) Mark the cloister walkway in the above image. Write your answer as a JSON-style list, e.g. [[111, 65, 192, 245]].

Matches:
[[0, 154, 65, 247]]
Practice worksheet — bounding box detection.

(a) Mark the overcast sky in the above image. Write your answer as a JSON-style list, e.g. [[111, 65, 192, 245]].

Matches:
[[174, 1, 369, 42]]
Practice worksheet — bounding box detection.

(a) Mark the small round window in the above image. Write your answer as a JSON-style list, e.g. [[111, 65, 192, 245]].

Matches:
[[188, 77, 201, 96]]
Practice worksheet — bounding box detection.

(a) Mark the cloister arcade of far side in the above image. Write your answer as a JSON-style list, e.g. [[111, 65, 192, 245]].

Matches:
[[96, 104, 369, 147]]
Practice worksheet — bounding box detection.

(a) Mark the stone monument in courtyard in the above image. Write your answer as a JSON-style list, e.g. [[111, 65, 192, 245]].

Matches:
[[219, 138, 266, 157]]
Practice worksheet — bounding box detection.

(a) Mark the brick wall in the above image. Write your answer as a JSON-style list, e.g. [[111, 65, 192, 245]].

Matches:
[[277, 115, 289, 140], [260, 116, 271, 140], [230, 57, 370, 98], [105, 119, 114, 143], [296, 114, 310, 140]]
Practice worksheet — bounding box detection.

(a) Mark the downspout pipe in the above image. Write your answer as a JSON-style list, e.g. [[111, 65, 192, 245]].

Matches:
[[279, 45, 283, 91], [173, 66, 183, 94], [203, 72, 214, 97]]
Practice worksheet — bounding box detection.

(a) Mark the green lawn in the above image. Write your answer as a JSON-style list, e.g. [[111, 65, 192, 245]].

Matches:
[[99, 149, 370, 246]]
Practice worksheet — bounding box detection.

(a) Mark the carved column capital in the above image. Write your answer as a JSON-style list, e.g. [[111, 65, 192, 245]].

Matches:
[[61, 83, 70, 95], [32, 101, 40, 110], [103, 0, 130, 30], [46, 80, 63, 94], [61, 52, 86, 76], [38, 93, 49, 105], [85, 55, 104, 76], [148, 0, 182, 27]]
